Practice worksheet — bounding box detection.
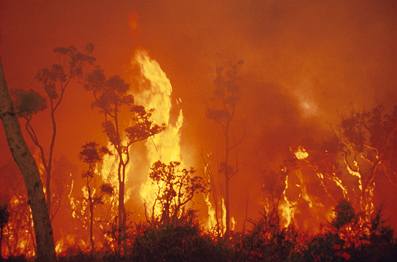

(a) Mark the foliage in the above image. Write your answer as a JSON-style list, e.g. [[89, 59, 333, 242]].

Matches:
[[234, 209, 298, 262], [78, 142, 114, 252], [11, 44, 96, 220], [298, 200, 397, 262], [132, 219, 230, 262], [85, 65, 164, 255], [331, 199, 356, 230], [13, 89, 47, 118], [148, 161, 207, 224], [206, 60, 243, 125], [206, 60, 244, 235]]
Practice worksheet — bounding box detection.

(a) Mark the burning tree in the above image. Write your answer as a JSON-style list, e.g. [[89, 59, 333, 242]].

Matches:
[[147, 161, 207, 224], [85, 68, 164, 255], [339, 105, 397, 221], [207, 60, 243, 235], [79, 142, 114, 253], [13, 45, 95, 216], [0, 203, 9, 259], [2, 195, 35, 257]]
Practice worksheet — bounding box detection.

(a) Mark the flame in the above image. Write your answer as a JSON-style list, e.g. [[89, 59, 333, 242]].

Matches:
[[133, 50, 184, 218], [345, 159, 362, 191], [344, 158, 375, 220], [55, 240, 64, 255], [221, 198, 227, 234], [279, 174, 295, 228], [205, 194, 217, 230], [330, 172, 348, 199], [294, 146, 309, 160], [231, 216, 236, 231]]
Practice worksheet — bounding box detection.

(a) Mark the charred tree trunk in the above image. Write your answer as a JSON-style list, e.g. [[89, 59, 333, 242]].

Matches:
[[0, 63, 56, 262]]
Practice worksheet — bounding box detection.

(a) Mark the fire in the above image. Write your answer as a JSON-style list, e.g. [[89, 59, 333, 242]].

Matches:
[[55, 240, 64, 255], [294, 146, 309, 160], [231, 216, 236, 231], [133, 50, 184, 218], [221, 198, 227, 233], [205, 194, 217, 230], [343, 157, 375, 220], [279, 174, 295, 228]]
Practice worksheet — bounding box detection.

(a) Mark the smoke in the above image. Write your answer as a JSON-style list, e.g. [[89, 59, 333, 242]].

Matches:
[[128, 0, 397, 226], [1, 0, 397, 232]]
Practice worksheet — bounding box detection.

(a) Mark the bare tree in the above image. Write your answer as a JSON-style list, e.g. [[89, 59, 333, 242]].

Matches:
[[13, 45, 95, 216], [85, 68, 164, 255], [0, 63, 56, 261], [206, 60, 243, 235]]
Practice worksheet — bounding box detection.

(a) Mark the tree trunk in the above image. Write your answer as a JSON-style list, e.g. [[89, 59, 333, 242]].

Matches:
[[0, 225, 3, 260], [89, 203, 94, 253], [0, 63, 56, 262], [118, 179, 125, 256], [224, 122, 230, 236]]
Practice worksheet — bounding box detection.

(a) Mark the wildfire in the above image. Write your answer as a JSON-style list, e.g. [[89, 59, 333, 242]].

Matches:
[[294, 146, 309, 160], [279, 174, 295, 228], [133, 50, 184, 218], [205, 194, 217, 231]]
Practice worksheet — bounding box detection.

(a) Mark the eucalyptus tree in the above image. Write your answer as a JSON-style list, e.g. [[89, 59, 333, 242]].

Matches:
[[85, 68, 164, 255]]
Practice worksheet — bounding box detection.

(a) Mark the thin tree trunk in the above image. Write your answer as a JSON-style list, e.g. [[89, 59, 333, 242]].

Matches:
[[0, 225, 3, 260], [86, 179, 94, 254], [224, 121, 230, 235], [114, 107, 127, 256], [46, 105, 57, 215], [0, 63, 56, 262], [118, 179, 125, 255], [89, 203, 94, 253]]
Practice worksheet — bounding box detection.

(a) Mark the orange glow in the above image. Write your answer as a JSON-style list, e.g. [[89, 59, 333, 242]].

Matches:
[[1, 1, 397, 258], [133, 50, 185, 218], [294, 146, 309, 160]]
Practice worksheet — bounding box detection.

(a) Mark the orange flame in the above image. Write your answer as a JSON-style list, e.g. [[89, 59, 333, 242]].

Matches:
[[133, 50, 184, 218]]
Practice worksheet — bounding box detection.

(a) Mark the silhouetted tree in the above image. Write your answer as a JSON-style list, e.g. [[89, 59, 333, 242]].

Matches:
[[147, 161, 207, 224], [13, 45, 95, 216], [0, 63, 56, 261], [79, 142, 113, 253], [85, 68, 163, 255], [206, 60, 243, 235], [236, 211, 298, 262], [331, 199, 356, 230]]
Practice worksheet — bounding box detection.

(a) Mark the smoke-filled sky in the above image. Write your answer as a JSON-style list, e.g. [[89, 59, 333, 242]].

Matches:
[[1, 0, 397, 231]]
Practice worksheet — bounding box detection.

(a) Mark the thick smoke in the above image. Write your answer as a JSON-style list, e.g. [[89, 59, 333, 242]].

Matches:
[[1, 0, 397, 232]]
